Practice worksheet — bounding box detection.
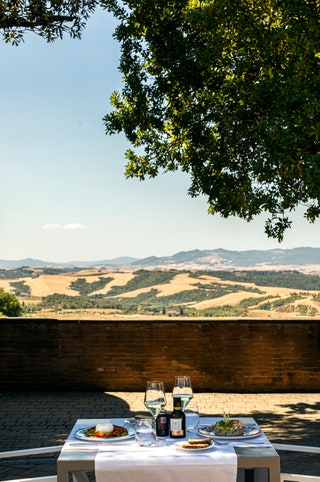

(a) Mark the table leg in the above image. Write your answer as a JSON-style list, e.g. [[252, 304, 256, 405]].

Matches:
[[57, 462, 70, 482]]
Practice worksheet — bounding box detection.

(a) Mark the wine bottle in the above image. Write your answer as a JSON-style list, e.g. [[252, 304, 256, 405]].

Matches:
[[169, 396, 186, 438], [156, 408, 169, 436]]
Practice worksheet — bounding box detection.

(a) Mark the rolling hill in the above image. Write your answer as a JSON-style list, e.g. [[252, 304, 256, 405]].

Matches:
[[1, 265, 320, 319]]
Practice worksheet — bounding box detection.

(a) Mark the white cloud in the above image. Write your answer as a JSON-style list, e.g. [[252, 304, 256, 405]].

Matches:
[[42, 223, 86, 230]]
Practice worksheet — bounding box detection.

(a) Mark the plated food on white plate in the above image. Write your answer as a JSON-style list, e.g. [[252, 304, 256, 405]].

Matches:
[[198, 413, 261, 439], [75, 420, 135, 441]]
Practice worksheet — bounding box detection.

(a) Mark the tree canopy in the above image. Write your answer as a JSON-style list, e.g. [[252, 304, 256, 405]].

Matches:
[[102, 0, 320, 241], [0, 288, 22, 317], [0, 0, 98, 44]]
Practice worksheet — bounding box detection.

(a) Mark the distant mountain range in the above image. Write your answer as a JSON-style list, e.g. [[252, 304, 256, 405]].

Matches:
[[1, 247, 320, 272], [0, 256, 138, 269]]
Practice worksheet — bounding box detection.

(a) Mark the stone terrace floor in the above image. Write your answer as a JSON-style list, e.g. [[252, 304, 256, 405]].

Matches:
[[0, 391, 320, 480]]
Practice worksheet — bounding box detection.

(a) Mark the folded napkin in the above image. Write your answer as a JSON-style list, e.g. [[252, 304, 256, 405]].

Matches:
[[95, 440, 237, 482], [223, 432, 272, 447]]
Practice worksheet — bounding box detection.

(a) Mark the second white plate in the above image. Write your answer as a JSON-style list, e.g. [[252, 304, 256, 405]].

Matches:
[[175, 441, 213, 451]]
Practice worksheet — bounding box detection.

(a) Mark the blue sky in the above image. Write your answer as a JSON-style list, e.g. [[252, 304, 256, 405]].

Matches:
[[1, 7, 320, 263]]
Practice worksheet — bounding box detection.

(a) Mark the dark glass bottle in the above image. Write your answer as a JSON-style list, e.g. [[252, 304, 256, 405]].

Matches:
[[169, 396, 186, 438], [156, 409, 169, 436]]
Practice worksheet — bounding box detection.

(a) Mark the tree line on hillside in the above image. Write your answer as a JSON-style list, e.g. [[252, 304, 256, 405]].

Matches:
[[34, 290, 319, 317], [70, 277, 113, 295], [0, 266, 83, 279], [106, 270, 177, 295], [192, 270, 320, 291]]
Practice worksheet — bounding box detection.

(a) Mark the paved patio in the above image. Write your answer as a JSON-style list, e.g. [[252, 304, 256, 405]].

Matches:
[[0, 391, 320, 480]]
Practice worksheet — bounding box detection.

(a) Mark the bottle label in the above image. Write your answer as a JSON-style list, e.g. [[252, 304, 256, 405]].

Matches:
[[159, 415, 167, 428], [156, 414, 169, 436], [170, 418, 184, 436]]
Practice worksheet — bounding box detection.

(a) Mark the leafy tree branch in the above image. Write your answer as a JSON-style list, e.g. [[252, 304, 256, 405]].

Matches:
[[0, 0, 98, 44], [101, 0, 320, 240]]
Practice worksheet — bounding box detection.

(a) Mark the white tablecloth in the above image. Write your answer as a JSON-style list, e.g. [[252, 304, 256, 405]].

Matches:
[[95, 417, 238, 482], [95, 441, 237, 482]]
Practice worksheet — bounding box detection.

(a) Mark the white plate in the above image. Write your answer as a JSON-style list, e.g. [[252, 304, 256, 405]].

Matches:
[[198, 425, 261, 439], [175, 441, 213, 451], [75, 426, 135, 442]]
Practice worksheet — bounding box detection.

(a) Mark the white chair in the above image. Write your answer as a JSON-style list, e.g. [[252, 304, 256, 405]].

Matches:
[[273, 443, 320, 482], [0, 446, 62, 482]]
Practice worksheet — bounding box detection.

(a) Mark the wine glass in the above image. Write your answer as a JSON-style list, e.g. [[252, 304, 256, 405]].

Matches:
[[172, 375, 193, 410], [185, 402, 200, 431], [144, 381, 166, 419]]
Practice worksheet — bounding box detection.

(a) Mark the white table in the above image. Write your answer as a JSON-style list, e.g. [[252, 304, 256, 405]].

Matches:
[[57, 418, 280, 482]]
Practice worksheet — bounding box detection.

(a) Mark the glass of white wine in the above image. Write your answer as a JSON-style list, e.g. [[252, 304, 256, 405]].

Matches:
[[143, 381, 166, 446], [144, 381, 166, 419], [172, 375, 193, 410]]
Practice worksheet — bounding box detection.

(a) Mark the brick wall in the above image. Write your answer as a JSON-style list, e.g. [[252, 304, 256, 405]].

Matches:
[[1, 318, 320, 392]]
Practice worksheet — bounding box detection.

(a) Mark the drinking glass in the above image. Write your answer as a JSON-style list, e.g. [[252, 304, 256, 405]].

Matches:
[[172, 375, 193, 410], [135, 418, 157, 446], [144, 381, 166, 419], [185, 402, 200, 431]]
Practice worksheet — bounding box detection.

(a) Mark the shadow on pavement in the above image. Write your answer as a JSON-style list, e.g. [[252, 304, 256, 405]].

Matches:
[[0, 390, 133, 450]]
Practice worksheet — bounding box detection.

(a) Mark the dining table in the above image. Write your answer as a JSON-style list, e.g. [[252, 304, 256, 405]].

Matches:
[[57, 417, 280, 482]]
